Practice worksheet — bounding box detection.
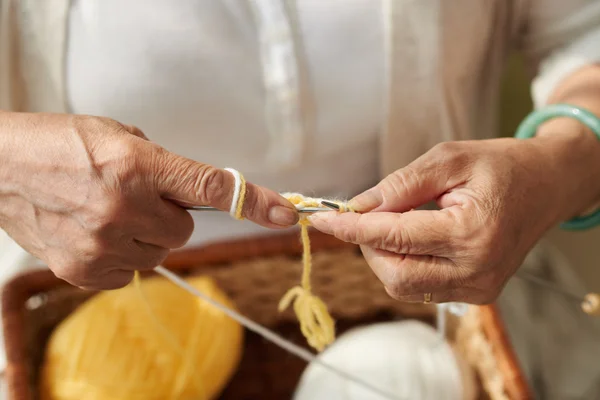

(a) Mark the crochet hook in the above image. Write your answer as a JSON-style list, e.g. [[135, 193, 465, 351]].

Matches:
[[187, 205, 332, 213]]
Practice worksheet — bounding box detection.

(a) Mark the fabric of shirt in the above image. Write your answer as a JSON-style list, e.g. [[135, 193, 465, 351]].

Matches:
[[66, 0, 383, 246]]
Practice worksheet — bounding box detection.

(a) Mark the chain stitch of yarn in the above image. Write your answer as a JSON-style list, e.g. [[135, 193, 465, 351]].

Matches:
[[225, 168, 352, 351], [277, 193, 353, 351]]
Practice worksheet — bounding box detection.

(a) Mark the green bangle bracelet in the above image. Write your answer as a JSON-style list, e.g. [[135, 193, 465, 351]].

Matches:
[[514, 103, 600, 231]]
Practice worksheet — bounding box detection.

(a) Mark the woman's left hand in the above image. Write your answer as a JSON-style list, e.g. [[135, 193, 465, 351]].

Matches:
[[309, 131, 600, 304]]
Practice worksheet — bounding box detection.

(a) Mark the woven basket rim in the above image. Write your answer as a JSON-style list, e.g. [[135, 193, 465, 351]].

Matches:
[[1, 230, 531, 399]]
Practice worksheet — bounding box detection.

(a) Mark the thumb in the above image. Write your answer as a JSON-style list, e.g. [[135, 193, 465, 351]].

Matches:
[[152, 149, 298, 228], [349, 145, 467, 212]]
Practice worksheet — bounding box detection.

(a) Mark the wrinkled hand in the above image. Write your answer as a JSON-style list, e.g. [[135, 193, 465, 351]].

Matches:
[[310, 137, 584, 304], [0, 112, 298, 290]]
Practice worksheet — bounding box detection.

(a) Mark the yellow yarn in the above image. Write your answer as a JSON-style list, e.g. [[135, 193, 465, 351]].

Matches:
[[278, 192, 352, 352], [229, 177, 350, 351], [278, 219, 334, 352], [40, 275, 243, 400], [233, 173, 247, 220]]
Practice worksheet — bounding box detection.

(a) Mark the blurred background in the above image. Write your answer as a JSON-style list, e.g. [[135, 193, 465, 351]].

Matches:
[[500, 52, 600, 292]]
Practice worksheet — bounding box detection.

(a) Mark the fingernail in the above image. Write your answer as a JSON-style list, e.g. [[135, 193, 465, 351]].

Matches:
[[269, 206, 299, 226], [348, 188, 382, 212]]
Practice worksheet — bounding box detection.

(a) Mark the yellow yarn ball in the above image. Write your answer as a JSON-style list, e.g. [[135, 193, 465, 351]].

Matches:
[[40, 275, 243, 400]]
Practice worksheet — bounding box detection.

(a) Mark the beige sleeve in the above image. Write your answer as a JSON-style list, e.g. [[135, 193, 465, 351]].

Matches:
[[519, 0, 600, 108]]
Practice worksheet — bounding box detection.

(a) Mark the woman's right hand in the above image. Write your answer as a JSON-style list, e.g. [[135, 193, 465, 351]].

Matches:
[[0, 112, 298, 290]]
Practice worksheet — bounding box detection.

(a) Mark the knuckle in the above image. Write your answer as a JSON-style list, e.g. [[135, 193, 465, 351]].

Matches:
[[130, 125, 145, 138], [84, 200, 122, 233], [384, 166, 420, 200], [433, 141, 470, 167], [97, 116, 135, 136], [105, 139, 145, 186], [336, 222, 359, 244], [78, 237, 109, 263], [354, 215, 402, 251], [390, 227, 411, 254], [122, 124, 147, 139], [454, 224, 475, 246], [50, 258, 95, 287], [74, 115, 112, 132], [79, 116, 141, 148], [433, 141, 457, 154], [175, 216, 195, 247], [433, 141, 460, 157], [195, 166, 228, 205], [113, 137, 140, 165]]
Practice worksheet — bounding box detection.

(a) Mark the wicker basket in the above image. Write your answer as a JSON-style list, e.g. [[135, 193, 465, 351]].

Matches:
[[2, 230, 531, 400]]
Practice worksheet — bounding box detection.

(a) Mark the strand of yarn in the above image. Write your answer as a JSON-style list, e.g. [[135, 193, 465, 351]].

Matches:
[[224, 167, 247, 220], [278, 219, 334, 351], [278, 193, 353, 352], [221, 168, 349, 351]]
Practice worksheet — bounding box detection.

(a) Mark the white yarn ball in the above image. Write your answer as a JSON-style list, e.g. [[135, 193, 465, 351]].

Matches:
[[294, 320, 476, 400]]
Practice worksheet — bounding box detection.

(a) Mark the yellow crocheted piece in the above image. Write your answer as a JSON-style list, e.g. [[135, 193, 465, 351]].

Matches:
[[40, 275, 243, 400], [229, 181, 350, 351], [277, 192, 352, 351]]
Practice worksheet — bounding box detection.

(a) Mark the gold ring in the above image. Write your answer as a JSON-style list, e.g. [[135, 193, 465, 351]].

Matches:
[[423, 293, 432, 304]]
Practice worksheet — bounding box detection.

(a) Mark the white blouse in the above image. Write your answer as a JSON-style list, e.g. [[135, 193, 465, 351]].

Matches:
[[66, 0, 383, 245]]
